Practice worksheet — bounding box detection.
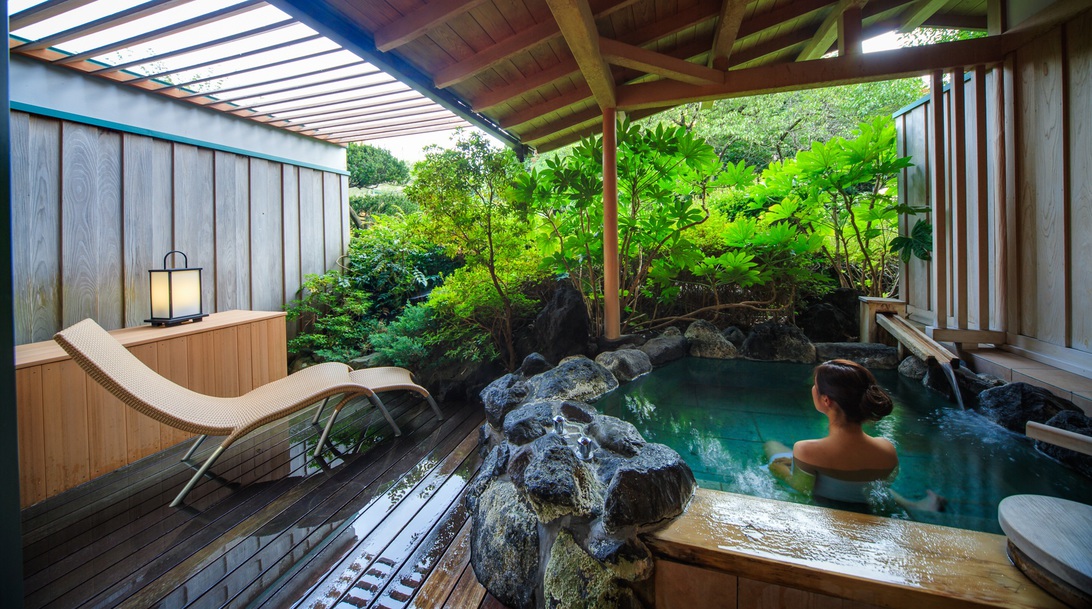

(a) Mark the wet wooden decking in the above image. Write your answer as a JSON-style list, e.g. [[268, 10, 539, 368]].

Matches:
[[21, 392, 507, 608]]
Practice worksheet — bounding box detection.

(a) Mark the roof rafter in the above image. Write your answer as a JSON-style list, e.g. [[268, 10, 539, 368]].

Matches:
[[119, 34, 327, 84], [600, 37, 723, 85], [544, 0, 616, 109], [621, 34, 1004, 109], [374, 0, 491, 52], [14, 0, 195, 53], [709, 0, 749, 70], [10, 0, 98, 31], [797, 0, 867, 61], [432, 0, 642, 89], [896, 0, 951, 32]]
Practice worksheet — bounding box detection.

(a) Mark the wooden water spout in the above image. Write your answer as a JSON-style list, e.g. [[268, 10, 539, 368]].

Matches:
[[872, 312, 965, 408]]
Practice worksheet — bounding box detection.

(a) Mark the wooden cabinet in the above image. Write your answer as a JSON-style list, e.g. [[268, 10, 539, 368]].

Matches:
[[15, 310, 287, 507]]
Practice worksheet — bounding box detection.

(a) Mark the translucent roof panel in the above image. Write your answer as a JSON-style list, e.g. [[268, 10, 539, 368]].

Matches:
[[8, 0, 471, 143]]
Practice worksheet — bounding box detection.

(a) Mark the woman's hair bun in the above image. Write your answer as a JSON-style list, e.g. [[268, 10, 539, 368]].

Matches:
[[860, 384, 894, 420]]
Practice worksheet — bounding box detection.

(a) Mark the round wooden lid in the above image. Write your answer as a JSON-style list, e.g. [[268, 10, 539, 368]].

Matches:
[[998, 495, 1092, 596]]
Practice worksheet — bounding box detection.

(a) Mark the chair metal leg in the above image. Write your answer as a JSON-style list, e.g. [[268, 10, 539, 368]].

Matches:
[[181, 434, 208, 461], [370, 394, 401, 436], [171, 445, 226, 508], [313, 393, 402, 458], [425, 395, 444, 421], [311, 395, 336, 426]]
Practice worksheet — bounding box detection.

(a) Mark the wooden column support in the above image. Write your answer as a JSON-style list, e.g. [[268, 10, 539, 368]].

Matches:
[[859, 296, 906, 344], [602, 109, 620, 340]]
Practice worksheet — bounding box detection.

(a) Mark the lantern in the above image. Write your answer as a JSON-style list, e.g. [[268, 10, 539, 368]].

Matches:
[[146, 250, 207, 326]]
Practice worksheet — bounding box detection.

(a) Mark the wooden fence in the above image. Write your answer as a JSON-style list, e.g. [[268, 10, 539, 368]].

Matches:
[[895, 11, 1092, 375], [9, 110, 350, 345]]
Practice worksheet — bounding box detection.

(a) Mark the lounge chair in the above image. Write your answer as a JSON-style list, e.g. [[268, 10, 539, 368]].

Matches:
[[54, 318, 439, 507]]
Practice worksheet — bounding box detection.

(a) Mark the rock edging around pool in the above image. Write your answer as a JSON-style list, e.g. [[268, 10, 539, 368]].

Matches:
[[468, 354, 697, 609]]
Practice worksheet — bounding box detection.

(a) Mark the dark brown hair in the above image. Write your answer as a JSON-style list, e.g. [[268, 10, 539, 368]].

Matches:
[[814, 359, 893, 424]]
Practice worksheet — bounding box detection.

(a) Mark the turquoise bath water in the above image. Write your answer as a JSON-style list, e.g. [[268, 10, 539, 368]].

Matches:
[[594, 358, 1092, 534]]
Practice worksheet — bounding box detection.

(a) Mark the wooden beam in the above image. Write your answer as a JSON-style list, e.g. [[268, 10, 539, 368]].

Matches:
[[9, 0, 97, 31], [837, 6, 863, 57], [600, 38, 723, 85], [987, 0, 1006, 35], [929, 69, 948, 330], [519, 107, 602, 144], [798, 0, 866, 61], [922, 14, 988, 30], [876, 313, 959, 366], [709, 0, 750, 70], [433, 0, 644, 89], [12, 0, 193, 53], [603, 108, 621, 340], [896, 0, 950, 33], [616, 35, 1004, 110], [1026, 422, 1092, 457], [545, 0, 617, 109], [118, 34, 326, 84], [178, 63, 375, 101], [260, 91, 418, 122], [375, 0, 490, 52]]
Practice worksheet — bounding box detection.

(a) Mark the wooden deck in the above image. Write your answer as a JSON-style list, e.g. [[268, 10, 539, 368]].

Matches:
[[21, 392, 506, 609]]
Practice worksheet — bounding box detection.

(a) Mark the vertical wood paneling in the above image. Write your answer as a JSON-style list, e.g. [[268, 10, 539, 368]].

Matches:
[[61, 123, 123, 331], [951, 70, 969, 329], [157, 336, 193, 446], [988, 67, 1007, 330], [12, 113, 61, 344], [340, 174, 350, 252], [323, 171, 343, 271], [282, 165, 302, 338], [173, 143, 216, 316], [215, 151, 251, 312], [85, 380, 128, 479], [902, 107, 931, 317], [930, 71, 948, 329], [127, 344, 163, 458], [1017, 33, 1067, 345], [123, 135, 173, 328], [250, 158, 284, 311], [299, 167, 326, 280], [973, 66, 991, 331], [42, 361, 89, 495], [1069, 12, 1092, 352], [16, 368, 46, 506]]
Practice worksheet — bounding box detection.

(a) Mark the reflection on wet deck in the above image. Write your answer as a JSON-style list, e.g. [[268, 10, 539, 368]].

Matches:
[[21, 393, 504, 608]]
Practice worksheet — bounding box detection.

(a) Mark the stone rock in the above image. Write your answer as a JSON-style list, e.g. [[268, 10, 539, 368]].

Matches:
[[534, 281, 591, 364], [799, 288, 861, 342], [503, 401, 556, 446], [595, 349, 653, 382], [480, 373, 530, 428], [1038, 410, 1092, 478], [519, 352, 553, 377], [587, 415, 645, 458], [543, 530, 644, 609], [525, 356, 619, 403], [469, 479, 540, 609], [925, 363, 1005, 407], [585, 532, 654, 582], [603, 443, 696, 532], [899, 356, 928, 380], [288, 355, 317, 374], [465, 443, 510, 513], [560, 400, 597, 424], [638, 335, 689, 366], [685, 320, 739, 359], [814, 342, 899, 369], [741, 322, 816, 363], [509, 433, 600, 521], [596, 334, 648, 355], [721, 326, 746, 348], [346, 352, 384, 370], [978, 382, 1081, 432], [662, 326, 682, 337]]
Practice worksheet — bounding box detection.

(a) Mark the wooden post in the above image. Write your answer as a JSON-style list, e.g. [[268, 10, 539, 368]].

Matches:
[[930, 70, 949, 330], [973, 65, 991, 331], [838, 6, 863, 57], [602, 108, 620, 340], [951, 67, 968, 330], [859, 296, 907, 346]]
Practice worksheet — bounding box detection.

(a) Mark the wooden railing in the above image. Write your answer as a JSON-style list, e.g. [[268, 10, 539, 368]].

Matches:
[[15, 310, 287, 507]]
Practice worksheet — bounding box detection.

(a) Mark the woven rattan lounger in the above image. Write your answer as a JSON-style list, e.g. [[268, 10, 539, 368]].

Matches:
[[53, 318, 437, 507]]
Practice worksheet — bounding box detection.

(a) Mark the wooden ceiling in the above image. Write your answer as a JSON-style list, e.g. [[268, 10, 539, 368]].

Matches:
[[271, 0, 1013, 153]]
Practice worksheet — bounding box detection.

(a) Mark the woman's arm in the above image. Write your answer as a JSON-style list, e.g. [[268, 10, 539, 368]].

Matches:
[[769, 455, 815, 495]]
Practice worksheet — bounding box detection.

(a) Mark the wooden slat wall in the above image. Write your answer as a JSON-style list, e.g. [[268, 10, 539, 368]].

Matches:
[[896, 15, 1092, 369], [15, 311, 288, 507], [9, 110, 349, 345]]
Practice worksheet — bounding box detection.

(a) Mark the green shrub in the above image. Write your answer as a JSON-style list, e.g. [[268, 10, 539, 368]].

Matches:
[[349, 190, 418, 216]]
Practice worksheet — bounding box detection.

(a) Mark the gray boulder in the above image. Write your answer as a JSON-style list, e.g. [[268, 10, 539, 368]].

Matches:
[[508, 433, 600, 521], [1038, 410, 1092, 478], [587, 415, 645, 458], [741, 321, 816, 363], [543, 530, 646, 609], [603, 443, 696, 532], [481, 373, 530, 428], [534, 281, 590, 364], [685, 320, 739, 359], [503, 401, 556, 446], [978, 382, 1081, 432], [721, 326, 746, 348], [814, 342, 899, 369], [638, 335, 688, 366], [525, 356, 619, 403], [469, 479, 540, 609], [899, 356, 928, 380], [519, 352, 553, 377], [662, 326, 682, 337], [595, 349, 653, 382]]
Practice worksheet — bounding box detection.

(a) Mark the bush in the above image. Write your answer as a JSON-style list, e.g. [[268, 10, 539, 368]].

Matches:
[[349, 190, 418, 216]]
